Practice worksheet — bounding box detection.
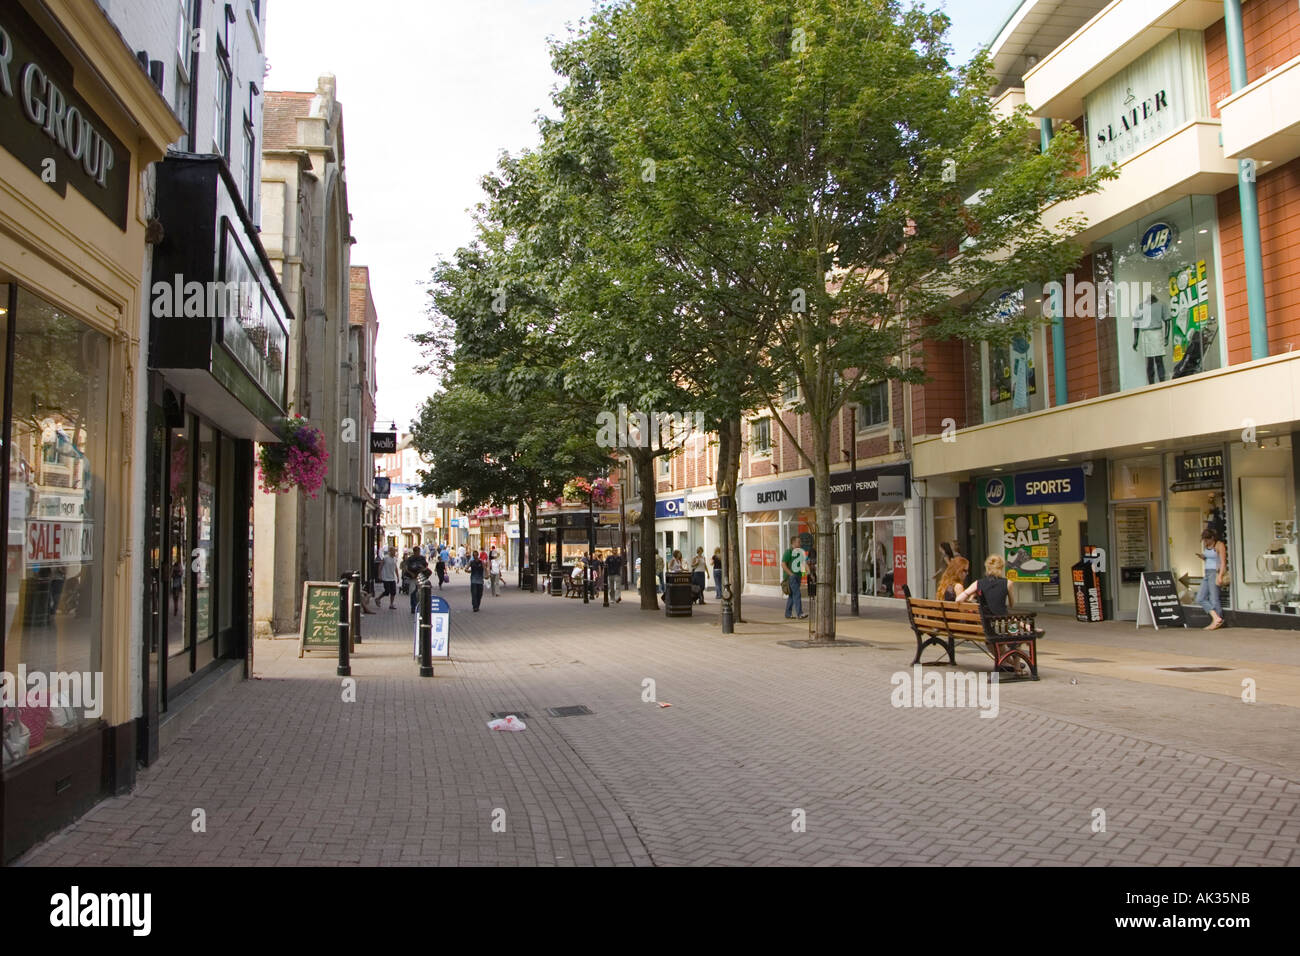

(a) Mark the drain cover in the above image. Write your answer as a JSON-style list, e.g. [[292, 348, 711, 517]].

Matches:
[[1159, 666, 1231, 673], [1060, 657, 1114, 663], [546, 705, 594, 717], [490, 711, 530, 720], [778, 639, 872, 649]]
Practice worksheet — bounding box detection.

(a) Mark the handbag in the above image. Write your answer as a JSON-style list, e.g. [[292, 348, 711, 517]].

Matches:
[[781, 578, 790, 596]]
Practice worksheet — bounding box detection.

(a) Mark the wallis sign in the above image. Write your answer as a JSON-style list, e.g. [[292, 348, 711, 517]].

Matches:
[[0, 6, 129, 229]]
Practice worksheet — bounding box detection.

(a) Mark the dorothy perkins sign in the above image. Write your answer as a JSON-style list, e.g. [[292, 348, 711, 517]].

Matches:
[[0, 5, 129, 229]]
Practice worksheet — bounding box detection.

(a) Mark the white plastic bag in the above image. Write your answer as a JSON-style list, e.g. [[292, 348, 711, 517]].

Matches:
[[486, 715, 527, 732]]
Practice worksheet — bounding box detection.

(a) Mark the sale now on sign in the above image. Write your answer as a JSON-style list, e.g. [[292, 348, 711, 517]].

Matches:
[[26, 519, 93, 567]]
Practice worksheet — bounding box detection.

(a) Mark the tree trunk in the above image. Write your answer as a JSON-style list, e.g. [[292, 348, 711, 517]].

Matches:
[[811, 425, 836, 642], [716, 415, 744, 622], [631, 449, 659, 610]]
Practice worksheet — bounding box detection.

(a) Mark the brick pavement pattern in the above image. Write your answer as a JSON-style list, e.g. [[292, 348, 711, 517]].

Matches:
[[17, 577, 1300, 866]]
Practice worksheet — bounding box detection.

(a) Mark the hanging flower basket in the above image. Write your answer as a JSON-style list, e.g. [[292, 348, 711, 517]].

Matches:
[[562, 476, 615, 509], [257, 415, 329, 498]]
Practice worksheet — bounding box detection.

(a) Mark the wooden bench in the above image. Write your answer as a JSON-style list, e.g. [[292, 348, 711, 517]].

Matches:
[[905, 595, 1042, 681], [563, 574, 584, 598]]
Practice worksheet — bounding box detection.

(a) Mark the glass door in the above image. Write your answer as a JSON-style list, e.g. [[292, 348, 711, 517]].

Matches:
[[1111, 501, 1163, 619]]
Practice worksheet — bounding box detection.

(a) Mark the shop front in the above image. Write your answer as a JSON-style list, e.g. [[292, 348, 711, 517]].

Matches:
[[828, 464, 912, 603], [655, 495, 688, 562], [973, 466, 1089, 613], [143, 153, 290, 760], [739, 475, 813, 596], [685, 490, 719, 566], [0, 0, 182, 861]]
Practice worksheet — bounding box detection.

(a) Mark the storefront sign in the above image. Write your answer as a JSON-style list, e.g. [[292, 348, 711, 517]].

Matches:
[[373, 477, 390, 498], [1084, 32, 1192, 170], [739, 475, 812, 512], [370, 431, 397, 454], [413, 594, 451, 659], [977, 467, 1085, 507], [686, 492, 718, 516], [1141, 222, 1176, 259], [655, 496, 685, 518], [1137, 571, 1187, 629], [0, 7, 130, 229], [1174, 451, 1223, 485], [1003, 513, 1057, 583], [828, 464, 912, 504]]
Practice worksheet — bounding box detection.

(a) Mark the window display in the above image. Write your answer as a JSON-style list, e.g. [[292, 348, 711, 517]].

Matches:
[[1091, 195, 1224, 394], [967, 284, 1048, 426], [2, 289, 110, 767], [1230, 437, 1298, 615]]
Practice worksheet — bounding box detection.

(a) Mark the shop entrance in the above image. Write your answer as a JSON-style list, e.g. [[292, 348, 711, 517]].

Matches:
[[1111, 500, 1162, 619]]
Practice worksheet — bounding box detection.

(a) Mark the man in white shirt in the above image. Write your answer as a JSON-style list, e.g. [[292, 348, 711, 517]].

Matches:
[[379, 548, 399, 609]]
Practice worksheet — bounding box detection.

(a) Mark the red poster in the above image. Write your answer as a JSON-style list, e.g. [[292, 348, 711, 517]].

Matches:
[[763, 549, 777, 566], [893, 535, 908, 598], [749, 549, 763, 565]]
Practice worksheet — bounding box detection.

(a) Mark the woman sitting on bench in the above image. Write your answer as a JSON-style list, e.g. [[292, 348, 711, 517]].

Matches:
[[954, 554, 1012, 613], [935, 556, 969, 602]]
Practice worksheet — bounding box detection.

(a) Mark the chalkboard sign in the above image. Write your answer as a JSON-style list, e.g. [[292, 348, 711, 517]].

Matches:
[[298, 581, 344, 656], [1136, 571, 1187, 629]]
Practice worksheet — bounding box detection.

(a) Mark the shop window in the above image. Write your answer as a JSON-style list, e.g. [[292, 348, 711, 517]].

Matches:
[[857, 381, 889, 430], [1230, 436, 1298, 615], [969, 285, 1047, 425], [744, 512, 780, 586], [1166, 448, 1228, 613], [2, 289, 110, 766], [1091, 195, 1224, 394]]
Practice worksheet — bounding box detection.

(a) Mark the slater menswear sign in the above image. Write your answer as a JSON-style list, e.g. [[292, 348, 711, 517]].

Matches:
[[0, 6, 129, 229]]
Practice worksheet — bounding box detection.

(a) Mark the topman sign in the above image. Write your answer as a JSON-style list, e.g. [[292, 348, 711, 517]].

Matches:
[[0, 7, 129, 229]]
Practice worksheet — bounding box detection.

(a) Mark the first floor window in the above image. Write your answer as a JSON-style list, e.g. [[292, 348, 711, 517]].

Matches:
[[857, 382, 889, 429], [752, 418, 772, 455]]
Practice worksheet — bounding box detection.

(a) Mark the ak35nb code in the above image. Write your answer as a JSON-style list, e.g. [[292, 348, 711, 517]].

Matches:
[[1128, 892, 1250, 907]]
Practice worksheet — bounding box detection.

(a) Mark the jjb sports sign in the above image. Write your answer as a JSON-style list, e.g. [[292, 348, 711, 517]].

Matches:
[[978, 466, 1086, 508]]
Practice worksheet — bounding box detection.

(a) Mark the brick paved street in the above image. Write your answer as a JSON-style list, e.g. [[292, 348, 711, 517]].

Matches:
[[18, 576, 1300, 866]]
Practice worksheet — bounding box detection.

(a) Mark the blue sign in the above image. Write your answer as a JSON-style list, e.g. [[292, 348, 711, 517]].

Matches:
[[984, 477, 1008, 506], [655, 497, 685, 518], [1141, 222, 1175, 259], [1014, 467, 1086, 505], [415, 595, 451, 660]]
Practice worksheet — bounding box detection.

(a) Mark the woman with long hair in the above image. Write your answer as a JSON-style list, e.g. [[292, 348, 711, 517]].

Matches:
[[936, 555, 970, 602]]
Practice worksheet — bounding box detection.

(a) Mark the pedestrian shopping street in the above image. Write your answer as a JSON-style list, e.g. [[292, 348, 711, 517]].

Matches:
[[19, 576, 1299, 867]]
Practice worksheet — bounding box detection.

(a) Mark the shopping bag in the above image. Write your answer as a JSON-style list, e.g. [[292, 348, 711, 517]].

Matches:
[[486, 715, 527, 732]]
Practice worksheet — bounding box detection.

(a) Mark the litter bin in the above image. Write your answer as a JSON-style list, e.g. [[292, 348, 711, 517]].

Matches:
[[550, 569, 564, 596], [664, 571, 694, 617], [521, 569, 536, 592]]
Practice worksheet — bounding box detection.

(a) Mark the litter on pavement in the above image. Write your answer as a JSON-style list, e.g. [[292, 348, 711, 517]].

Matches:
[[487, 715, 527, 731]]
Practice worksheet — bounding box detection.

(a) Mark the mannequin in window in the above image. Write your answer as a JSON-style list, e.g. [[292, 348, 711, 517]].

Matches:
[[1132, 293, 1170, 384]]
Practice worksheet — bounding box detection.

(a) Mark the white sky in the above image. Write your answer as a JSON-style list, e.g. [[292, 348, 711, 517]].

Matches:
[[264, 0, 1009, 432]]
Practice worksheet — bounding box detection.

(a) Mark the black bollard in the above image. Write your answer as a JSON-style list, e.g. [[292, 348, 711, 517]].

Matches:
[[418, 582, 434, 677], [337, 576, 351, 676], [603, 571, 609, 607], [350, 570, 362, 644], [583, 563, 589, 604]]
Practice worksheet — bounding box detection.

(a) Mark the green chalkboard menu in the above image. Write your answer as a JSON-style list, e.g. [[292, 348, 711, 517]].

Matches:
[[298, 581, 344, 656]]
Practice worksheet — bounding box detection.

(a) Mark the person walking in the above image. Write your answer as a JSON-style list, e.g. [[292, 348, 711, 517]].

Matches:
[[655, 550, 665, 594], [712, 547, 723, 599], [1196, 528, 1228, 630], [379, 547, 399, 610], [690, 546, 708, 604], [605, 548, 623, 603], [468, 550, 485, 611], [633, 554, 642, 590], [781, 537, 807, 619], [405, 548, 429, 613], [489, 550, 503, 596], [434, 554, 447, 590]]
